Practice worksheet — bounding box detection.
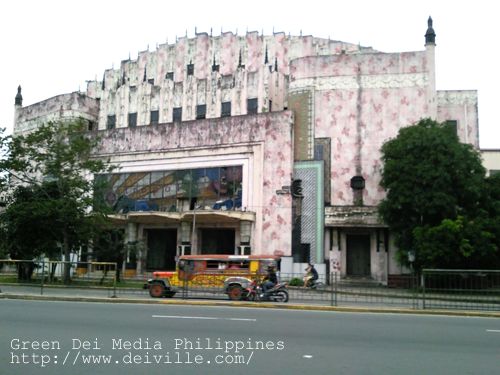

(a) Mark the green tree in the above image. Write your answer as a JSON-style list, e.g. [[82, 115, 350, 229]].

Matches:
[[0, 119, 113, 282], [93, 228, 125, 282], [378, 118, 496, 270]]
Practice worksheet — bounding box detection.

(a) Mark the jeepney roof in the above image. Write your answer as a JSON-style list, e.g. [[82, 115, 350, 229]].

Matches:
[[178, 254, 280, 261]]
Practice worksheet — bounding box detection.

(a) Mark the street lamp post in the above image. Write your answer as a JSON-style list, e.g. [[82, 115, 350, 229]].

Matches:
[[191, 205, 196, 253], [407, 250, 416, 308]]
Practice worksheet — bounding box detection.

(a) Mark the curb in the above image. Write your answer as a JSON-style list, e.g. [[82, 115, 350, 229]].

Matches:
[[1, 293, 499, 319]]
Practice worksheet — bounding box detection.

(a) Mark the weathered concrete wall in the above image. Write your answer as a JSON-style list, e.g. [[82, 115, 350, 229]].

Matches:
[[93, 111, 294, 256], [437, 90, 479, 148], [290, 51, 432, 206], [14, 92, 99, 135], [481, 149, 500, 176]]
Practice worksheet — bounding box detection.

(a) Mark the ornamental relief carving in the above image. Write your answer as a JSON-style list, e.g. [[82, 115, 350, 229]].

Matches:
[[290, 73, 428, 91], [437, 91, 478, 105]]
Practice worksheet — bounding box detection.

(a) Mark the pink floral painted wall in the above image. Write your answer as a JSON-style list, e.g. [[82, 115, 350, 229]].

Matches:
[[289, 49, 478, 207], [437, 90, 479, 147]]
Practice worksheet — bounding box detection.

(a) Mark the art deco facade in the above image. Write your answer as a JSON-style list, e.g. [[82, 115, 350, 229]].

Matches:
[[13, 18, 479, 282]]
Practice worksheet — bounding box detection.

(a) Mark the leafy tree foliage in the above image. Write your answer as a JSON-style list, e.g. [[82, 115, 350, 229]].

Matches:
[[93, 228, 125, 282], [379, 118, 499, 270], [0, 120, 113, 282]]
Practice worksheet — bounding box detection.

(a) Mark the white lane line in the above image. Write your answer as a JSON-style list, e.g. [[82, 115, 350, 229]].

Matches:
[[153, 315, 217, 320], [152, 315, 256, 322], [228, 318, 257, 321], [486, 329, 500, 333], [303, 355, 313, 359]]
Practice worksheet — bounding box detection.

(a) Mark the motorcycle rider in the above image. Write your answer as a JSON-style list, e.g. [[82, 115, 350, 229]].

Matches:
[[304, 263, 319, 288], [262, 265, 278, 293]]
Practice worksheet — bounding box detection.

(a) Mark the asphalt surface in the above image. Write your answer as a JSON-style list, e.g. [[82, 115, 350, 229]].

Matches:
[[1, 299, 499, 375]]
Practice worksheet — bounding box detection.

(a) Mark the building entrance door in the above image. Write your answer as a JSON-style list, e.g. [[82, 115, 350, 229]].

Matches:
[[346, 234, 371, 276], [200, 229, 235, 254], [146, 229, 177, 271]]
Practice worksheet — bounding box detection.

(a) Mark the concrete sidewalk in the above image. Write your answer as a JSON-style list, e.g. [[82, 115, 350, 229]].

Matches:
[[1, 284, 499, 319]]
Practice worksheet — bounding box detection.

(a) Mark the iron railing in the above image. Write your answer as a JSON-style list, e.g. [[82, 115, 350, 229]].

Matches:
[[2, 262, 499, 312], [0, 259, 118, 297], [422, 269, 500, 311]]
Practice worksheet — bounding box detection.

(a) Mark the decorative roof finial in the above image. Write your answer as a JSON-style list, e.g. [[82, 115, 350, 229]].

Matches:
[[15, 85, 23, 106], [425, 16, 436, 45]]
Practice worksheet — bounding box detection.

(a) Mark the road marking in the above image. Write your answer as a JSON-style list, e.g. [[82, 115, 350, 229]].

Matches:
[[228, 318, 257, 321], [486, 329, 500, 333], [303, 355, 313, 359], [152, 315, 256, 322]]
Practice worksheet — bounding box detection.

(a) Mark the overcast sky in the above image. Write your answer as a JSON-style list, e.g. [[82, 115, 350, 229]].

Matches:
[[1, 0, 498, 148]]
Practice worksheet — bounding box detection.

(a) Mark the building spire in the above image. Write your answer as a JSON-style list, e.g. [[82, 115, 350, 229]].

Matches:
[[425, 16, 436, 45], [15, 85, 23, 106]]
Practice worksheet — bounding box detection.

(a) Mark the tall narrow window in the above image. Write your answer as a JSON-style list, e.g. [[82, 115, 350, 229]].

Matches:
[[314, 144, 324, 161], [107, 115, 116, 130], [128, 113, 137, 128], [150, 110, 159, 125], [221, 102, 231, 117], [196, 104, 207, 120], [166, 72, 174, 80], [187, 63, 194, 76], [247, 98, 258, 115], [445, 120, 458, 136], [173, 107, 182, 122]]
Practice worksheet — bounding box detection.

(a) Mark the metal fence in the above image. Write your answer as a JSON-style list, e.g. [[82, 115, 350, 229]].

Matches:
[[156, 270, 499, 311], [2, 262, 499, 312], [163, 272, 420, 309], [0, 259, 118, 296], [422, 269, 500, 311]]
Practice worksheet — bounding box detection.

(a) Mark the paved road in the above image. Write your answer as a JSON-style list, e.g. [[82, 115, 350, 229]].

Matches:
[[1, 299, 499, 375]]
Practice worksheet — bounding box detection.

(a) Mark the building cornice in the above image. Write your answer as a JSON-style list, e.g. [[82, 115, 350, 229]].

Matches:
[[325, 205, 385, 227]]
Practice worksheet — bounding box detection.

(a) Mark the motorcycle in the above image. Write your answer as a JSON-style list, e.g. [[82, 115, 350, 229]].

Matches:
[[304, 278, 325, 289], [245, 279, 289, 302]]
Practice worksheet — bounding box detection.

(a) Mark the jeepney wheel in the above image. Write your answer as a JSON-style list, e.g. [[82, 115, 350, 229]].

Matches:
[[227, 285, 243, 300], [149, 283, 165, 298]]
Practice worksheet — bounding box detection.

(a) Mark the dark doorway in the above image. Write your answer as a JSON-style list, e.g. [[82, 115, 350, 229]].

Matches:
[[200, 229, 235, 254], [146, 229, 177, 271], [346, 234, 371, 276]]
